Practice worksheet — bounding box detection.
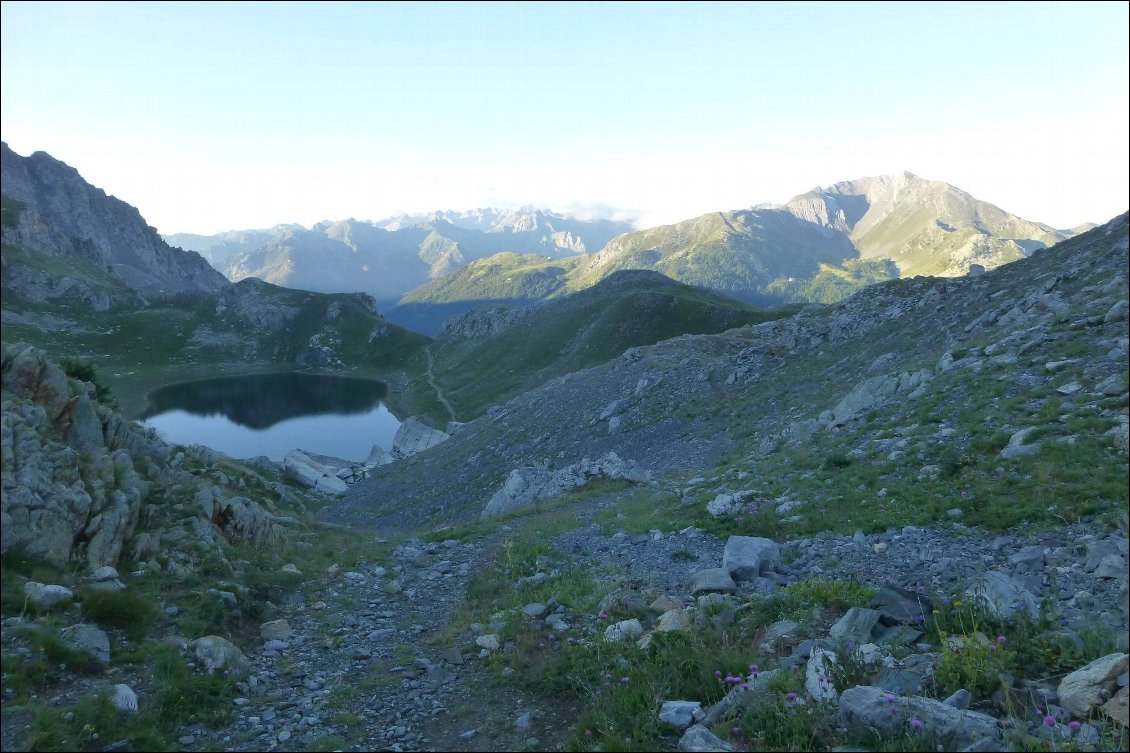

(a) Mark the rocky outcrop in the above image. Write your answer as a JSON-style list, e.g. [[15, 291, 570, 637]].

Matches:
[[2, 342, 288, 567], [481, 451, 652, 518], [2, 343, 148, 567], [821, 370, 933, 426], [213, 278, 302, 329], [1, 142, 227, 296], [438, 305, 535, 340]]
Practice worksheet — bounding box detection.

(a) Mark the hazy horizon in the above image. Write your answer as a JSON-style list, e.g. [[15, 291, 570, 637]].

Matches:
[[3, 2, 1127, 235]]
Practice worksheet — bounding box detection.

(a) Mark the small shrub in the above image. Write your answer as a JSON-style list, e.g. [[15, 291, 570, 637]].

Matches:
[[822, 452, 854, 470], [77, 587, 158, 641], [60, 359, 115, 407]]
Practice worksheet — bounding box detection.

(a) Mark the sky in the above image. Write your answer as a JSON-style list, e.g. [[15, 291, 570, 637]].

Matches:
[[2, 1, 1127, 234]]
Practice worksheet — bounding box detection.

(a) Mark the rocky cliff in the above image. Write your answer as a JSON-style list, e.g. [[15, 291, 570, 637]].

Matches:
[[1, 142, 227, 297]]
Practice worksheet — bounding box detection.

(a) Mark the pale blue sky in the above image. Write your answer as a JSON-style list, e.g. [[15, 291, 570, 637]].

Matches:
[[2, 1, 1127, 233]]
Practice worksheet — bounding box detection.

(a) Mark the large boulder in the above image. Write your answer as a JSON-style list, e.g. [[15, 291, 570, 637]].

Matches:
[[830, 607, 882, 645], [260, 619, 293, 642], [965, 571, 1039, 618], [1057, 653, 1129, 717], [659, 701, 704, 729], [690, 568, 737, 595], [392, 417, 450, 457], [603, 619, 644, 642], [871, 584, 931, 625], [839, 686, 1001, 749], [60, 623, 111, 664], [283, 450, 349, 495], [722, 536, 779, 581], [23, 582, 74, 609]]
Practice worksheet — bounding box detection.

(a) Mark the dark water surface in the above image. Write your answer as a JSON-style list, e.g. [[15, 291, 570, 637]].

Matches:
[[140, 372, 400, 461]]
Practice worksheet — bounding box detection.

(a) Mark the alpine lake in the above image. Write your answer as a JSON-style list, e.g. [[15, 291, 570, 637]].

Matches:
[[139, 372, 400, 462]]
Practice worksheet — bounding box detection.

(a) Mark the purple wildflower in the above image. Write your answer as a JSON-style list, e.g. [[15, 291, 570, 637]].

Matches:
[[911, 719, 923, 730], [1043, 715, 1057, 728]]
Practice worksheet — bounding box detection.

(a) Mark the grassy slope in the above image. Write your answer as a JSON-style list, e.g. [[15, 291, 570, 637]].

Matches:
[[398, 252, 584, 305], [430, 275, 799, 420]]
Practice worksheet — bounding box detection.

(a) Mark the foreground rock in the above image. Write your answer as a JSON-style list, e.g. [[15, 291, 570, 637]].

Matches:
[[1057, 653, 1129, 717], [192, 635, 251, 677], [677, 724, 734, 752], [839, 686, 1001, 749], [722, 536, 779, 581], [60, 624, 111, 664]]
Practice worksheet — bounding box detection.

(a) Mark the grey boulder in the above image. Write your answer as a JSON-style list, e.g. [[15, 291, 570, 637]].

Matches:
[[722, 536, 779, 581], [839, 686, 1001, 749], [677, 724, 734, 752]]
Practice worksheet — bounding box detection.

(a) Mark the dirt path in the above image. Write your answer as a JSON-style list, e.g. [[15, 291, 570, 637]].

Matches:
[[425, 345, 456, 424]]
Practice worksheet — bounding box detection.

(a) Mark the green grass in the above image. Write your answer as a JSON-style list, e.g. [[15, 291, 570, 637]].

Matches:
[[20, 642, 244, 752], [495, 576, 870, 751], [23, 691, 170, 752], [150, 642, 237, 728], [594, 488, 691, 535]]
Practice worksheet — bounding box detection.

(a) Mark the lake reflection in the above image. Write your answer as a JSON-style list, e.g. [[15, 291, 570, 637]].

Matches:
[[140, 373, 400, 461]]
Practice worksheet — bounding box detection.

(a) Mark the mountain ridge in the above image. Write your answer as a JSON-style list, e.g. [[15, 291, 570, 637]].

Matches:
[[1, 142, 227, 298]]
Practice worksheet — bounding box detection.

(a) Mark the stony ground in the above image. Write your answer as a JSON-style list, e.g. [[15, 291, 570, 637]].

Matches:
[[13, 481, 1126, 752]]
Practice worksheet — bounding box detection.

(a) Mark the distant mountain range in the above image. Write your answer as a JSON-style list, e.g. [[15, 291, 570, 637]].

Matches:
[[168, 172, 1093, 333], [164, 209, 633, 306]]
